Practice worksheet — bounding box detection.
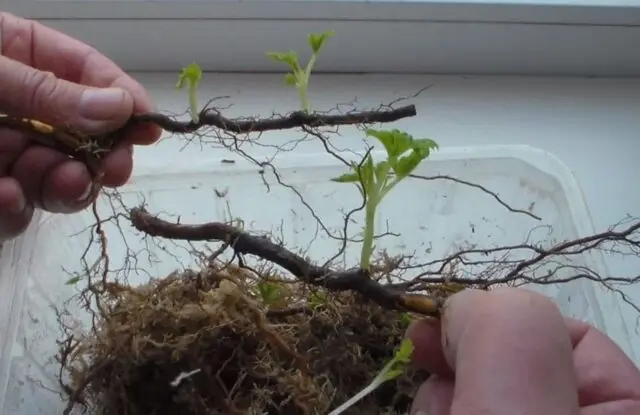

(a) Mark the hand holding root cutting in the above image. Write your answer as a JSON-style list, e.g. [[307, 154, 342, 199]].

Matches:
[[406, 287, 640, 415], [0, 11, 161, 241]]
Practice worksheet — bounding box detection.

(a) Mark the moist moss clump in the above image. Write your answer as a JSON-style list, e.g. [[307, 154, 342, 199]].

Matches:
[[60, 263, 428, 414]]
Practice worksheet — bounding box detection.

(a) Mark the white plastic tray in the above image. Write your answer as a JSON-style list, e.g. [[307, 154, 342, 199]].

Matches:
[[0, 144, 634, 414]]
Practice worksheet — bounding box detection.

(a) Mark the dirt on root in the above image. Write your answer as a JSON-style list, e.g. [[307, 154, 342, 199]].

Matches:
[[59, 264, 429, 415]]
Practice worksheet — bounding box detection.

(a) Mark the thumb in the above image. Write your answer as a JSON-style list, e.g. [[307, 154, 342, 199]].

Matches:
[[0, 56, 134, 134]]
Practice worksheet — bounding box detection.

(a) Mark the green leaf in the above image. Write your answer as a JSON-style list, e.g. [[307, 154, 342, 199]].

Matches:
[[266, 51, 301, 71], [284, 73, 298, 86], [394, 150, 427, 178], [374, 160, 389, 185], [65, 276, 81, 286], [328, 337, 414, 414], [176, 62, 202, 90], [381, 338, 414, 381], [309, 290, 327, 308], [398, 312, 413, 327], [331, 171, 361, 183], [308, 30, 336, 54], [359, 154, 375, 189], [412, 138, 439, 152], [396, 338, 414, 363], [391, 137, 438, 178], [365, 129, 414, 159]]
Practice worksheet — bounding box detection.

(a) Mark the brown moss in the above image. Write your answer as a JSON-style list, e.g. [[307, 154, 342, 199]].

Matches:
[[59, 264, 428, 414]]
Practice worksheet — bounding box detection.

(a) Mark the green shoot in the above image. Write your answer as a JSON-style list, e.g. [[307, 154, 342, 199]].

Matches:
[[256, 281, 283, 307], [331, 129, 438, 270], [308, 290, 328, 309], [266, 30, 335, 113], [328, 338, 415, 415], [398, 312, 414, 328], [176, 63, 203, 123]]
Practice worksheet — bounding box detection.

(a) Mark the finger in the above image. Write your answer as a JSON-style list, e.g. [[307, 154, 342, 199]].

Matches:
[[10, 145, 93, 213], [0, 56, 134, 135], [100, 143, 133, 187], [407, 304, 640, 412], [581, 399, 640, 415], [0, 12, 162, 145], [440, 288, 580, 415], [0, 176, 34, 240], [0, 127, 30, 175], [410, 375, 454, 415], [405, 318, 454, 378], [565, 318, 640, 406]]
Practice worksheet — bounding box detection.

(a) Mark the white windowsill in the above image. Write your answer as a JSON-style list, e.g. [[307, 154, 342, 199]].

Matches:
[[3, 1, 640, 75]]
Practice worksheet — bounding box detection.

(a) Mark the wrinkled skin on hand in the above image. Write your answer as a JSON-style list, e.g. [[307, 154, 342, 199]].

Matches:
[[406, 288, 640, 415], [0, 12, 161, 240]]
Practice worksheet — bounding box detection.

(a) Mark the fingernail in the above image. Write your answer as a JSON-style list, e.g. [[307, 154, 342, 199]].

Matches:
[[78, 87, 129, 132], [75, 180, 93, 203]]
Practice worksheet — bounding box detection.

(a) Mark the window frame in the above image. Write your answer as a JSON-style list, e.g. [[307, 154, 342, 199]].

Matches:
[[4, 0, 640, 75]]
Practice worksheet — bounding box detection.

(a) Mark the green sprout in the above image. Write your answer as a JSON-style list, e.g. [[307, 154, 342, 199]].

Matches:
[[266, 30, 336, 113], [328, 338, 415, 415], [176, 62, 203, 123], [398, 312, 414, 328], [332, 129, 438, 270], [308, 290, 328, 309], [256, 281, 283, 307]]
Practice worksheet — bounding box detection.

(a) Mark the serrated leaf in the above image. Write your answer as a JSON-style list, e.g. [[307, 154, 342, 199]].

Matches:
[[365, 129, 395, 156], [394, 150, 426, 178], [176, 62, 202, 89], [412, 138, 439, 152], [308, 30, 336, 54], [381, 338, 414, 381], [266, 51, 301, 71], [396, 338, 414, 363], [365, 128, 414, 159]]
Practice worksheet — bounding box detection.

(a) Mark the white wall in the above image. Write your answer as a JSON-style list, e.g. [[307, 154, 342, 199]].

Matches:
[[133, 72, 640, 360]]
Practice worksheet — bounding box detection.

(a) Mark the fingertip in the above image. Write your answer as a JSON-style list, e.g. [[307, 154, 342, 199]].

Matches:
[[410, 375, 455, 415], [122, 122, 163, 146], [111, 76, 163, 146], [0, 177, 34, 240], [41, 160, 94, 213], [438, 287, 580, 413], [101, 144, 133, 187], [405, 317, 453, 377]]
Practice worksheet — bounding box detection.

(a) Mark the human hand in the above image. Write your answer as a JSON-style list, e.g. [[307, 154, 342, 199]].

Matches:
[[405, 288, 640, 415], [0, 12, 162, 240]]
